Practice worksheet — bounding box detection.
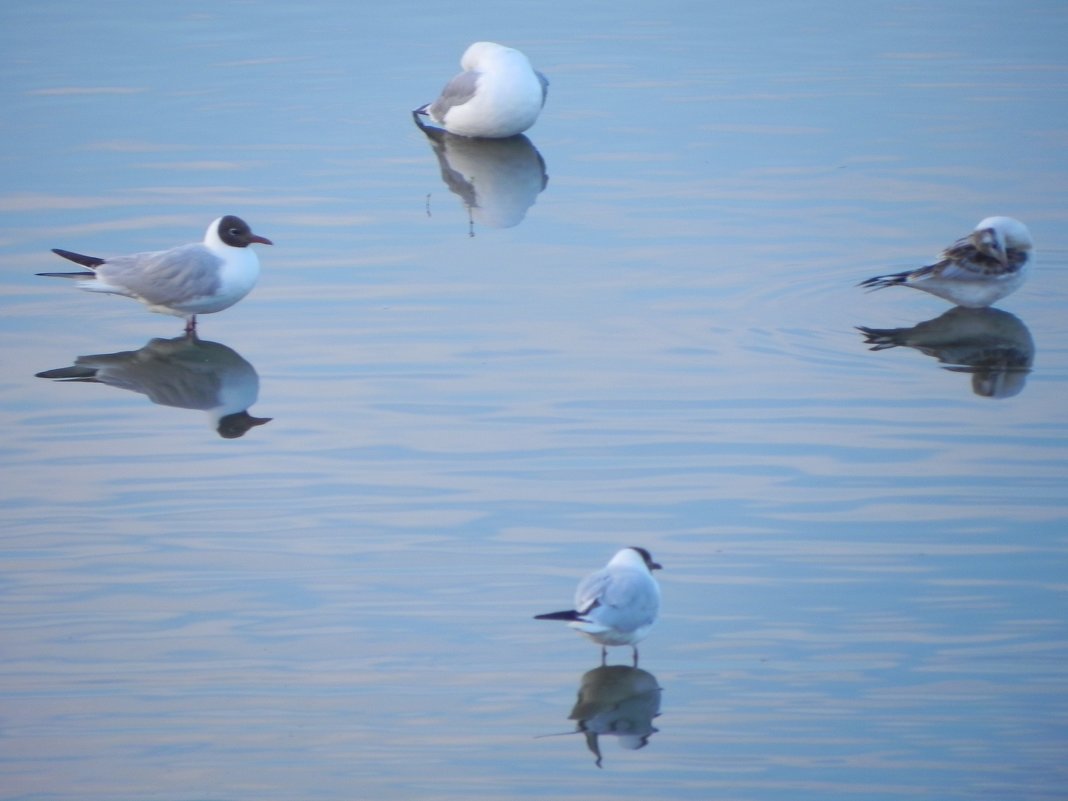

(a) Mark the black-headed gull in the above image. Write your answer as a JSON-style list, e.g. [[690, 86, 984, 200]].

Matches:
[[535, 547, 662, 666], [859, 216, 1033, 308], [38, 215, 273, 332], [414, 41, 549, 139]]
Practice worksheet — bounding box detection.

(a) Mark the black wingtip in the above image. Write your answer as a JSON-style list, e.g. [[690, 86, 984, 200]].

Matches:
[[51, 248, 105, 269], [858, 273, 909, 291], [35, 366, 99, 380], [534, 610, 582, 621]]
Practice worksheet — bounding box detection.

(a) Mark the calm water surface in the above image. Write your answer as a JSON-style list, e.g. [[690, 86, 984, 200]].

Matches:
[[2, 1, 1067, 799]]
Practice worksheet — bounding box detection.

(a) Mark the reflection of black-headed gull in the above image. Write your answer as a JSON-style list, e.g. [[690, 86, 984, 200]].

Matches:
[[859, 217, 1033, 308], [36, 333, 271, 438], [414, 41, 548, 139], [535, 548, 662, 666], [568, 665, 661, 768], [858, 307, 1035, 399], [38, 216, 273, 332]]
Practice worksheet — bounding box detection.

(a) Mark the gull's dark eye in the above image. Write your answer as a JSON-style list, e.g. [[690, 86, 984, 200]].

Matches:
[[229, 228, 241, 237]]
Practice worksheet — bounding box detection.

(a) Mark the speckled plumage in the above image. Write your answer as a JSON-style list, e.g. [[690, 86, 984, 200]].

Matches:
[[859, 216, 1033, 308]]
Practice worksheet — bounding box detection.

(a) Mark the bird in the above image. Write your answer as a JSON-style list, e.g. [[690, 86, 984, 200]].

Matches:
[[37, 215, 273, 332], [535, 547, 662, 666], [413, 41, 549, 139], [858, 216, 1033, 308]]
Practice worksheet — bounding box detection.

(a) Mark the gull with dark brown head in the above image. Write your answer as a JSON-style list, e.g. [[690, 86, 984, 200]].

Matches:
[[859, 216, 1033, 308], [38, 215, 273, 332], [535, 547, 662, 666]]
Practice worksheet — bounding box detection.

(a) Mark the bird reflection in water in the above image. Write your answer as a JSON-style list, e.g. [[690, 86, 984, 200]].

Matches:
[[540, 665, 661, 768], [36, 333, 271, 438], [858, 306, 1034, 399], [415, 122, 548, 234]]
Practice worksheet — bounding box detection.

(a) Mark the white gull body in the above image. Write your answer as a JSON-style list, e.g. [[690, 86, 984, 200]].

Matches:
[[39, 215, 272, 331], [859, 216, 1033, 308], [535, 547, 662, 665], [416, 41, 548, 139]]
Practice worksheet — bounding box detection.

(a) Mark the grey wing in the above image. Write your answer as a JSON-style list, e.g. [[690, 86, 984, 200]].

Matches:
[[536, 71, 549, 106], [97, 244, 222, 305], [75, 348, 223, 409], [574, 568, 611, 615], [598, 571, 659, 632], [429, 70, 481, 119]]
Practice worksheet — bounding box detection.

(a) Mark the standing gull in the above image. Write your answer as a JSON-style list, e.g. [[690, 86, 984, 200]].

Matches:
[[859, 216, 1033, 308], [414, 41, 549, 139], [38, 215, 273, 332], [535, 548, 662, 666]]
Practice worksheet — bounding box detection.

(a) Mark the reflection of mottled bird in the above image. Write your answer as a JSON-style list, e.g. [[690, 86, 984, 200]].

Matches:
[[37, 216, 272, 332], [535, 548, 662, 666], [414, 41, 548, 139], [568, 665, 661, 768], [418, 127, 548, 231], [859, 217, 1033, 308], [858, 306, 1035, 399], [36, 334, 271, 437]]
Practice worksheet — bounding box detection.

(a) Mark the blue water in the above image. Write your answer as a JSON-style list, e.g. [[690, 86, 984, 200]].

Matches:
[[2, 1, 1067, 799]]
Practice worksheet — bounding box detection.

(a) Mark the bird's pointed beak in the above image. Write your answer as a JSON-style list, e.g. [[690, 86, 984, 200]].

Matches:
[[650, 561, 663, 571], [249, 233, 273, 246]]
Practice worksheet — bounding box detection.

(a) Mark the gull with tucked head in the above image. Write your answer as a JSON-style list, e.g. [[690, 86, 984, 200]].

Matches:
[[535, 547, 662, 666], [859, 216, 1033, 308], [414, 41, 549, 139]]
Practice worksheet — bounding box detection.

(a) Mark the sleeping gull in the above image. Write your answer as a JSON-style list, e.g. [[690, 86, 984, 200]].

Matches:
[[859, 216, 1033, 308], [414, 41, 549, 139], [535, 547, 662, 666], [38, 215, 273, 332]]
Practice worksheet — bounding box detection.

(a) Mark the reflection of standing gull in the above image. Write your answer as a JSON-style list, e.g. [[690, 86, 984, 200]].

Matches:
[[535, 548, 662, 666], [542, 665, 661, 768], [858, 307, 1035, 398], [36, 334, 271, 437], [417, 126, 548, 231], [859, 217, 1033, 308], [414, 41, 549, 139]]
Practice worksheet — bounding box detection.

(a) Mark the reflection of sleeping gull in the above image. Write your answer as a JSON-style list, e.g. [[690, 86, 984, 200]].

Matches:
[[858, 306, 1035, 399], [859, 217, 1032, 308], [419, 128, 548, 230], [37, 216, 273, 332], [535, 548, 662, 666], [414, 41, 548, 139], [36, 334, 271, 438]]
